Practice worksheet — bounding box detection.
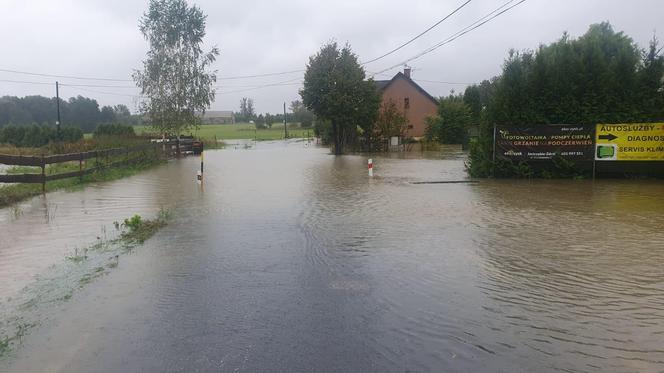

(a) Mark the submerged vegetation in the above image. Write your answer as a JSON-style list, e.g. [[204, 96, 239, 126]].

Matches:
[[0, 210, 170, 358], [120, 210, 170, 244]]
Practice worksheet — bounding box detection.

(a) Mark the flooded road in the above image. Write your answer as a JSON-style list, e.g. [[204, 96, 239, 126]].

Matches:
[[2, 140, 664, 372]]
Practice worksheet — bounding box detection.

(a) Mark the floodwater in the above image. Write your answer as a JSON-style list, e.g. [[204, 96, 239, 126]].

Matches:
[[1, 140, 664, 372]]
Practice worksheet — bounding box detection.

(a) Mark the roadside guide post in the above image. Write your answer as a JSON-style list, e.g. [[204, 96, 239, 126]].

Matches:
[[368, 158, 373, 177], [197, 151, 204, 183]]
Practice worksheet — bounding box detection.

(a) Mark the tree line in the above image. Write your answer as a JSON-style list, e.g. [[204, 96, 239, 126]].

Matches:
[[234, 98, 315, 129], [0, 95, 140, 133]]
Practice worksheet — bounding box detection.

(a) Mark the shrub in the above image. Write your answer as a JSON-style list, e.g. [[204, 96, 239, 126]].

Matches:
[[0, 124, 82, 147], [426, 98, 471, 145], [93, 123, 136, 138]]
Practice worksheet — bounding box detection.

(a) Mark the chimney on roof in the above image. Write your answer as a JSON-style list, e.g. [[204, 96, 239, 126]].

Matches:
[[404, 66, 411, 78]]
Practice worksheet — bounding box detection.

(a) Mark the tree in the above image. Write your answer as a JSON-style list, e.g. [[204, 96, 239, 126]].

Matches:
[[374, 99, 408, 145], [426, 95, 471, 144], [238, 97, 256, 122], [290, 99, 314, 127], [239, 98, 248, 122], [485, 22, 663, 126], [255, 114, 266, 129], [246, 98, 255, 119], [289, 100, 304, 114], [463, 85, 482, 124], [67, 96, 101, 133], [100, 105, 116, 124], [133, 0, 219, 137], [264, 113, 274, 128], [468, 22, 664, 177], [300, 42, 380, 154], [113, 104, 133, 124], [0, 95, 137, 131]]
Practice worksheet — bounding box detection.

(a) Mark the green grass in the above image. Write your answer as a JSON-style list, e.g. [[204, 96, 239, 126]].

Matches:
[[119, 209, 170, 244], [133, 123, 315, 141]]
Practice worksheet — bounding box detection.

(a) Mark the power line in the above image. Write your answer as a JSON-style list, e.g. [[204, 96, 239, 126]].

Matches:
[[216, 78, 303, 95], [372, 0, 527, 76], [0, 1, 526, 94], [0, 78, 55, 86], [0, 68, 132, 82], [63, 83, 138, 89], [0, 75, 301, 97], [361, 0, 472, 65], [415, 79, 472, 85], [0, 67, 307, 83], [60, 85, 144, 98], [216, 70, 305, 80], [216, 83, 302, 95]]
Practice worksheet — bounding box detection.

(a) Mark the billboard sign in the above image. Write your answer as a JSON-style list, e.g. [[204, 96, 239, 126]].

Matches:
[[495, 125, 594, 161], [595, 123, 664, 161]]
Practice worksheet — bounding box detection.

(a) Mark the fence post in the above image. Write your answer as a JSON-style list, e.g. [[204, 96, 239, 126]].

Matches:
[[79, 152, 83, 181], [41, 154, 46, 193]]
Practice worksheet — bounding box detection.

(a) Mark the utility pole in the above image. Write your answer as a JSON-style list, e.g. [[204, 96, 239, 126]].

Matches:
[[283, 102, 288, 139], [55, 81, 61, 141]]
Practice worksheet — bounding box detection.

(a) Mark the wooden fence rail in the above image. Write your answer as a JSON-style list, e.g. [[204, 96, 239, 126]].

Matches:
[[0, 142, 171, 192]]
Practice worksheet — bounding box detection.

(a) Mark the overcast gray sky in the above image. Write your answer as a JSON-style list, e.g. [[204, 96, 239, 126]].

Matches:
[[1, 0, 662, 114]]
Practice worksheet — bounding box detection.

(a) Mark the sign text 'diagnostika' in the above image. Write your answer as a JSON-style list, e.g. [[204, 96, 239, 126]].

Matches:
[[595, 123, 664, 161]]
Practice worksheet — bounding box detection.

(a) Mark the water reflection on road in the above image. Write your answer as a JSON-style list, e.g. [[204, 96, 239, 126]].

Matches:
[[2, 140, 664, 372]]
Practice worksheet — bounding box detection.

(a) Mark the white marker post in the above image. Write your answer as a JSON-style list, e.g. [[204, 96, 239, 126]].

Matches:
[[197, 151, 204, 183], [368, 158, 373, 177]]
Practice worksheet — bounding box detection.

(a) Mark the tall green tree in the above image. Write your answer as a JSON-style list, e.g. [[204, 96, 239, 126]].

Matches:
[[300, 42, 380, 154], [486, 22, 664, 126], [238, 97, 255, 122], [133, 0, 219, 136], [113, 104, 133, 124], [290, 99, 315, 127], [66, 96, 102, 133], [426, 95, 471, 144], [100, 105, 116, 124], [468, 22, 664, 177]]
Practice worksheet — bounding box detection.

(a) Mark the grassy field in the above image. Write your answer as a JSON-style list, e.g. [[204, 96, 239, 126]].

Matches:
[[133, 123, 314, 141]]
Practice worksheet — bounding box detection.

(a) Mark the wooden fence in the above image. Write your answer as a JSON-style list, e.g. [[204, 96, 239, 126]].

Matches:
[[0, 143, 169, 192]]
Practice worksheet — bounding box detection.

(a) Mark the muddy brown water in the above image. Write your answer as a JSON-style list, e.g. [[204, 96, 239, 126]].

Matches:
[[1, 140, 663, 372]]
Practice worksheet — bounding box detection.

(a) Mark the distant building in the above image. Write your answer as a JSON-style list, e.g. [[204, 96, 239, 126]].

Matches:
[[375, 67, 438, 139], [199, 110, 235, 124]]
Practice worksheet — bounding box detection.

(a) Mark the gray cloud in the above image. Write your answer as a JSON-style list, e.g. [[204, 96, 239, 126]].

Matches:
[[1, 0, 662, 113]]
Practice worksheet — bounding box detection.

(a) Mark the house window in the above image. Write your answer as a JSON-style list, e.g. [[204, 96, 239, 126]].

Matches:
[[404, 97, 410, 109], [408, 124, 414, 129]]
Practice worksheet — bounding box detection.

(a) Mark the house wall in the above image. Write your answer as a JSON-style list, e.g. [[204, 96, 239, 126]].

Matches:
[[380, 78, 438, 138]]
